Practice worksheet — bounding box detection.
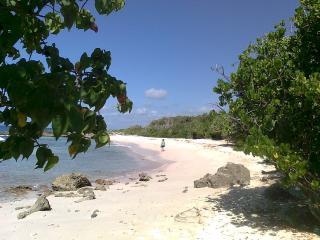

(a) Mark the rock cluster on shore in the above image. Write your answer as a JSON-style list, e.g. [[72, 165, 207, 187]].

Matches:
[[194, 162, 250, 188], [52, 173, 91, 191], [6, 185, 33, 196]]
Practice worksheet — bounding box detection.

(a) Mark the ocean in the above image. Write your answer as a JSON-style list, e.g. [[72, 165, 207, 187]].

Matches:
[[0, 136, 160, 201]]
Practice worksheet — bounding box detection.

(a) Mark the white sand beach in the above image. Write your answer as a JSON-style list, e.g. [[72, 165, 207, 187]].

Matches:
[[0, 135, 318, 240]]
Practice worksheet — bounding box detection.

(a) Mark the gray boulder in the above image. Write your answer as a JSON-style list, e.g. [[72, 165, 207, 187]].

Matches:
[[52, 173, 91, 191], [194, 163, 250, 188], [77, 187, 93, 195], [194, 173, 214, 188], [75, 187, 95, 203], [17, 195, 51, 219]]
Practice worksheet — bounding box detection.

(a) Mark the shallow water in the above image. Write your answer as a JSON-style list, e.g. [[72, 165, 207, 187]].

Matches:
[[0, 137, 159, 201]]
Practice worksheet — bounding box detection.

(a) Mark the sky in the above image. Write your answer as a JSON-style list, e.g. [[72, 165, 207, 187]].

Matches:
[[48, 0, 299, 129]]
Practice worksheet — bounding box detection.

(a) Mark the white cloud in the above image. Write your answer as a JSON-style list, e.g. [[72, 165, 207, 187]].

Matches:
[[144, 88, 168, 99], [136, 107, 147, 115], [150, 110, 158, 115], [135, 107, 159, 116]]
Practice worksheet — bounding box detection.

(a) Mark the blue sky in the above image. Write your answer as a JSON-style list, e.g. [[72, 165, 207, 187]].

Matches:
[[49, 0, 299, 129]]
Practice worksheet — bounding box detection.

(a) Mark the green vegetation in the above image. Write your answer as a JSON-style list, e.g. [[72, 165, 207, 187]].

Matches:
[[0, 0, 132, 170], [120, 111, 231, 140], [214, 0, 320, 220]]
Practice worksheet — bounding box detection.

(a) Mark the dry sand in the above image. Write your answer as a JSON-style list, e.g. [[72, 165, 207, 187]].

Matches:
[[0, 135, 318, 240]]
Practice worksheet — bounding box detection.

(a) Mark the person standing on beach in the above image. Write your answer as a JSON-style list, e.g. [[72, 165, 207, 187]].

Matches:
[[161, 139, 165, 151]]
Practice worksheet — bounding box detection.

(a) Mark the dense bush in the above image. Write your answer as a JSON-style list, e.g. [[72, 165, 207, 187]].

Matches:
[[214, 0, 320, 220], [120, 111, 230, 140]]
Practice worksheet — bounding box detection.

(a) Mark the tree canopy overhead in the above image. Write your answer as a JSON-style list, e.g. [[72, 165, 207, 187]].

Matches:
[[214, 0, 320, 219], [0, 0, 132, 171]]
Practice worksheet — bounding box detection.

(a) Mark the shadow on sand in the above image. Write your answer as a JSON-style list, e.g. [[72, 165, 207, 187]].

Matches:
[[206, 186, 319, 234]]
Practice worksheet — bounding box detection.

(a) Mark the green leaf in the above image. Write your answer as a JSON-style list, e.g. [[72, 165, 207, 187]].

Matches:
[[80, 52, 91, 69], [52, 114, 69, 139], [19, 139, 34, 159], [76, 9, 95, 31], [95, 0, 125, 15], [35, 147, 52, 169], [95, 132, 110, 148], [61, 3, 79, 29], [95, 0, 110, 14], [69, 107, 83, 133], [44, 156, 59, 171], [45, 12, 63, 34]]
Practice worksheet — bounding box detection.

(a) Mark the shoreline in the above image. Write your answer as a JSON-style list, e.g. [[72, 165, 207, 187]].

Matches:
[[0, 135, 318, 240], [0, 138, 168, 203], [110, 136, 174, 181]]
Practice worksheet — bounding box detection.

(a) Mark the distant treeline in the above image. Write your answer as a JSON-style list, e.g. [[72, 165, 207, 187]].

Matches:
[[118, 111, 231, 139]]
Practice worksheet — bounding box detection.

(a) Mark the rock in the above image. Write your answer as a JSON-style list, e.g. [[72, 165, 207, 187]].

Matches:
[[91, 209, 99, 218], [194, 173, 213, 188], [15, 206, 31, 211], [75, 187, 95, 203], [94, 185, 107, 191], [6, 185, 32, 196], [77, 187, 94, 195], [54, 192, 80, 198], [17, 195, 51, 219], [34, 185, 52, 197], [138, 173, 152, 181], [194, 163, 250, 188], [95, 179, 115, 186], [182, 186, 188, 193], [52, 173, 91, 191], [156, 174, 166, 177], [158, 177, 168, 182], [42, 189, 53, 197]]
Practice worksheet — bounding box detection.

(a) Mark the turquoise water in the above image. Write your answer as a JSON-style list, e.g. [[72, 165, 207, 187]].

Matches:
[[0, 137, 159, 200]]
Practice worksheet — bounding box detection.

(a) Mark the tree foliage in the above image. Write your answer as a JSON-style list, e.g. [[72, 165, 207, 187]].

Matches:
[[120, 111, 231, 140], [0, 0, 132, 170], [214, 0, 320, 210]]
